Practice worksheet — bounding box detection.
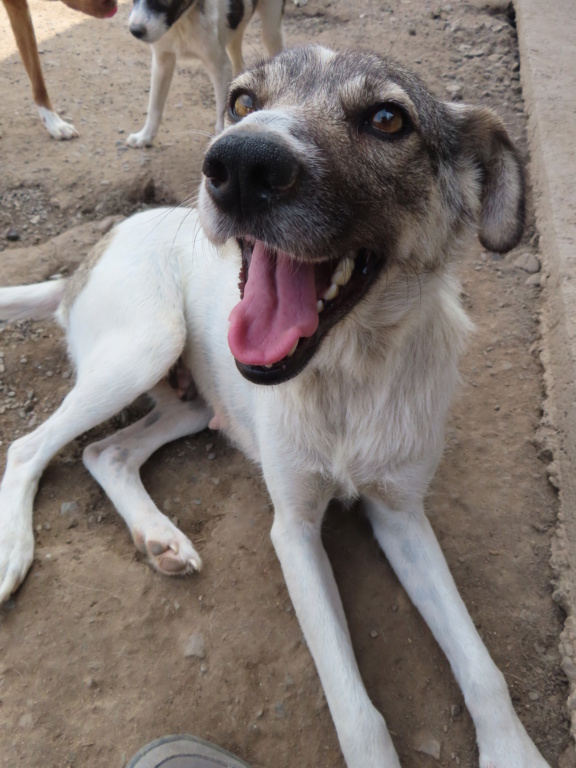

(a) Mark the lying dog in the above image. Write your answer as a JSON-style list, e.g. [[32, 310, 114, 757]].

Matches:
[[126, 0, 284, 145], [2, 0, 117, 139], [0, 45, 549, 768]]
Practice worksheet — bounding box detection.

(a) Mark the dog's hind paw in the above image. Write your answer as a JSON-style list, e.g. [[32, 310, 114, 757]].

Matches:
[[0, 523, 34, 604], [133, 521, 202, 576]]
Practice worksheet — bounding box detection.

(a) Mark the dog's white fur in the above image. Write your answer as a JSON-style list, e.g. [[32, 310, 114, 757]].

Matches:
[[127, 0, 284, 145], [0, 46, 548, 768]]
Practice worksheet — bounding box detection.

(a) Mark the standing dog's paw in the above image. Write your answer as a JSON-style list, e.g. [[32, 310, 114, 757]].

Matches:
[[126, 131, 154, 148], [132, 518, 202, 575], [0, 521, 35, 604], [38, 107, 79, 140]]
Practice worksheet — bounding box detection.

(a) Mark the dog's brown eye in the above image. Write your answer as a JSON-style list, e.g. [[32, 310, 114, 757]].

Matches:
[[368, 105, 405, 134], [231, 92, 257, 119], [364, 104, 410, 136]]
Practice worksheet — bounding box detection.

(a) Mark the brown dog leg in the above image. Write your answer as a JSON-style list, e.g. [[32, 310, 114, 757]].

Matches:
[[2, 0, 78, 138]]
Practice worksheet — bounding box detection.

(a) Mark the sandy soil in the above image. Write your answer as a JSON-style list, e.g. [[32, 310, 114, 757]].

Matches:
[[0, 0, 572, 766]]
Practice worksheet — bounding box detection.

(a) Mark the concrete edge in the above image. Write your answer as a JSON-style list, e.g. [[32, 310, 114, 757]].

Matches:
[[515, 0, 576, 741]]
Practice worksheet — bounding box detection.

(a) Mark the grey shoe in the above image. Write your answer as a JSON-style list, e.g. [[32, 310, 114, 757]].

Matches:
[[125, 734, 253, 768]]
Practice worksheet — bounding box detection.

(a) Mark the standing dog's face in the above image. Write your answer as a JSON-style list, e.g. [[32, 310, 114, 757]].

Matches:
[[128, 0, 196, 42], [199, 45, 525, 385]]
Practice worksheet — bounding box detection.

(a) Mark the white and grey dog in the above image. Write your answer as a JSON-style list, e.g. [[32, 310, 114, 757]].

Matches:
[[0, 45, 549, 768], [127, 0, 284, 144]]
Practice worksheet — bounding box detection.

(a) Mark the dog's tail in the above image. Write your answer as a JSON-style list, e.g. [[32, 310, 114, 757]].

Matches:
[[0, 279, 67, 322]]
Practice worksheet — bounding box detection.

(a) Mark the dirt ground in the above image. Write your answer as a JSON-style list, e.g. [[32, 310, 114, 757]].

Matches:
[[0, 0, 572, 766]]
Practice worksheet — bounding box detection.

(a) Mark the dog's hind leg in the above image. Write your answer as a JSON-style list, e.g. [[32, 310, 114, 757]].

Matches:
[[202, 49, 233, 133], [225, 30, 245, 78], [364, 494, 550, 768], [3, 0, 78, 139], [258, 0, 284, 57], [0, 337, 184, 604], [263, 462, 401, 768], [83, 382, 212, 575]]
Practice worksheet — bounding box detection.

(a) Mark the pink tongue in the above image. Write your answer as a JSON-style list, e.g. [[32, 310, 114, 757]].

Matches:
[[228, 242, 319, 366]]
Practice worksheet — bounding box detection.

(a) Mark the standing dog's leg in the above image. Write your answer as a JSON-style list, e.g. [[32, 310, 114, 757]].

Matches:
[[264, 462, 401, 768], [364, 495, 550, 768], [127, 49, 176, 147], [2, 0, 78, 139], [202, 49, 233, 134], [258, 0, 284, 57], [225, 30, 246, 78], [83, 382, 212, 575], [225, 0, 283, 87]]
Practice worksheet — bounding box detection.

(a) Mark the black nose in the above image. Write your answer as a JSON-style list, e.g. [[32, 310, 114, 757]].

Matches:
[[202, 134, 301, 218], [130, 24, 147, 39]]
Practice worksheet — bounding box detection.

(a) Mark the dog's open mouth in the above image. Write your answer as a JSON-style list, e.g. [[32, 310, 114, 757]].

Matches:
[[228, 238, 384, 385]]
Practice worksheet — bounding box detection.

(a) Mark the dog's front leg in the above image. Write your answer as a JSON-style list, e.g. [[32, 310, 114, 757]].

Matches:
[[364, 495, 550, 768], [263, 463, 401, 768], [127, 48, 176, 148]]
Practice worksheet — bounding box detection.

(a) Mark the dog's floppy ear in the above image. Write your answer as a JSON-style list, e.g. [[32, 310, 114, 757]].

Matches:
[[451, 104, 526, 253]]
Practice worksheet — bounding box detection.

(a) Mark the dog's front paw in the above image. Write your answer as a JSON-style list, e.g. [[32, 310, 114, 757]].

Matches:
[[0, 519, 35, 603], [38, 107, 79, 140], [478, 718, 550, 768], [126, 130, 154, 148], [132, 518, 202, 575]]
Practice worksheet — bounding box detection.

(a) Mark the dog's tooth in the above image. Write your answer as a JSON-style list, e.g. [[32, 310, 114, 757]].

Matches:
[[317, 300, 325, 314], [287, 340, 299, 357], [332, 257, 355, 287], [323, 283, 339, 301], [264, 364, 273, 369]]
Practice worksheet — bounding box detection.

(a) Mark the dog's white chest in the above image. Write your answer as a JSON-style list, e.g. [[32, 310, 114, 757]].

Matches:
[[180, 236, 455, 495]]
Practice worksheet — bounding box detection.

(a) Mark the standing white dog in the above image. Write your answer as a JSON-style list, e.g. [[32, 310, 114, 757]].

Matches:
[[0, 46, 550, 768], [127, 0, 284, 144]]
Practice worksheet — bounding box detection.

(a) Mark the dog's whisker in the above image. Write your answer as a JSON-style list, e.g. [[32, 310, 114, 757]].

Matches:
[[177, 191, 201, 208], [167, 129, 216, 141], [386, 22, 409, 59]]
